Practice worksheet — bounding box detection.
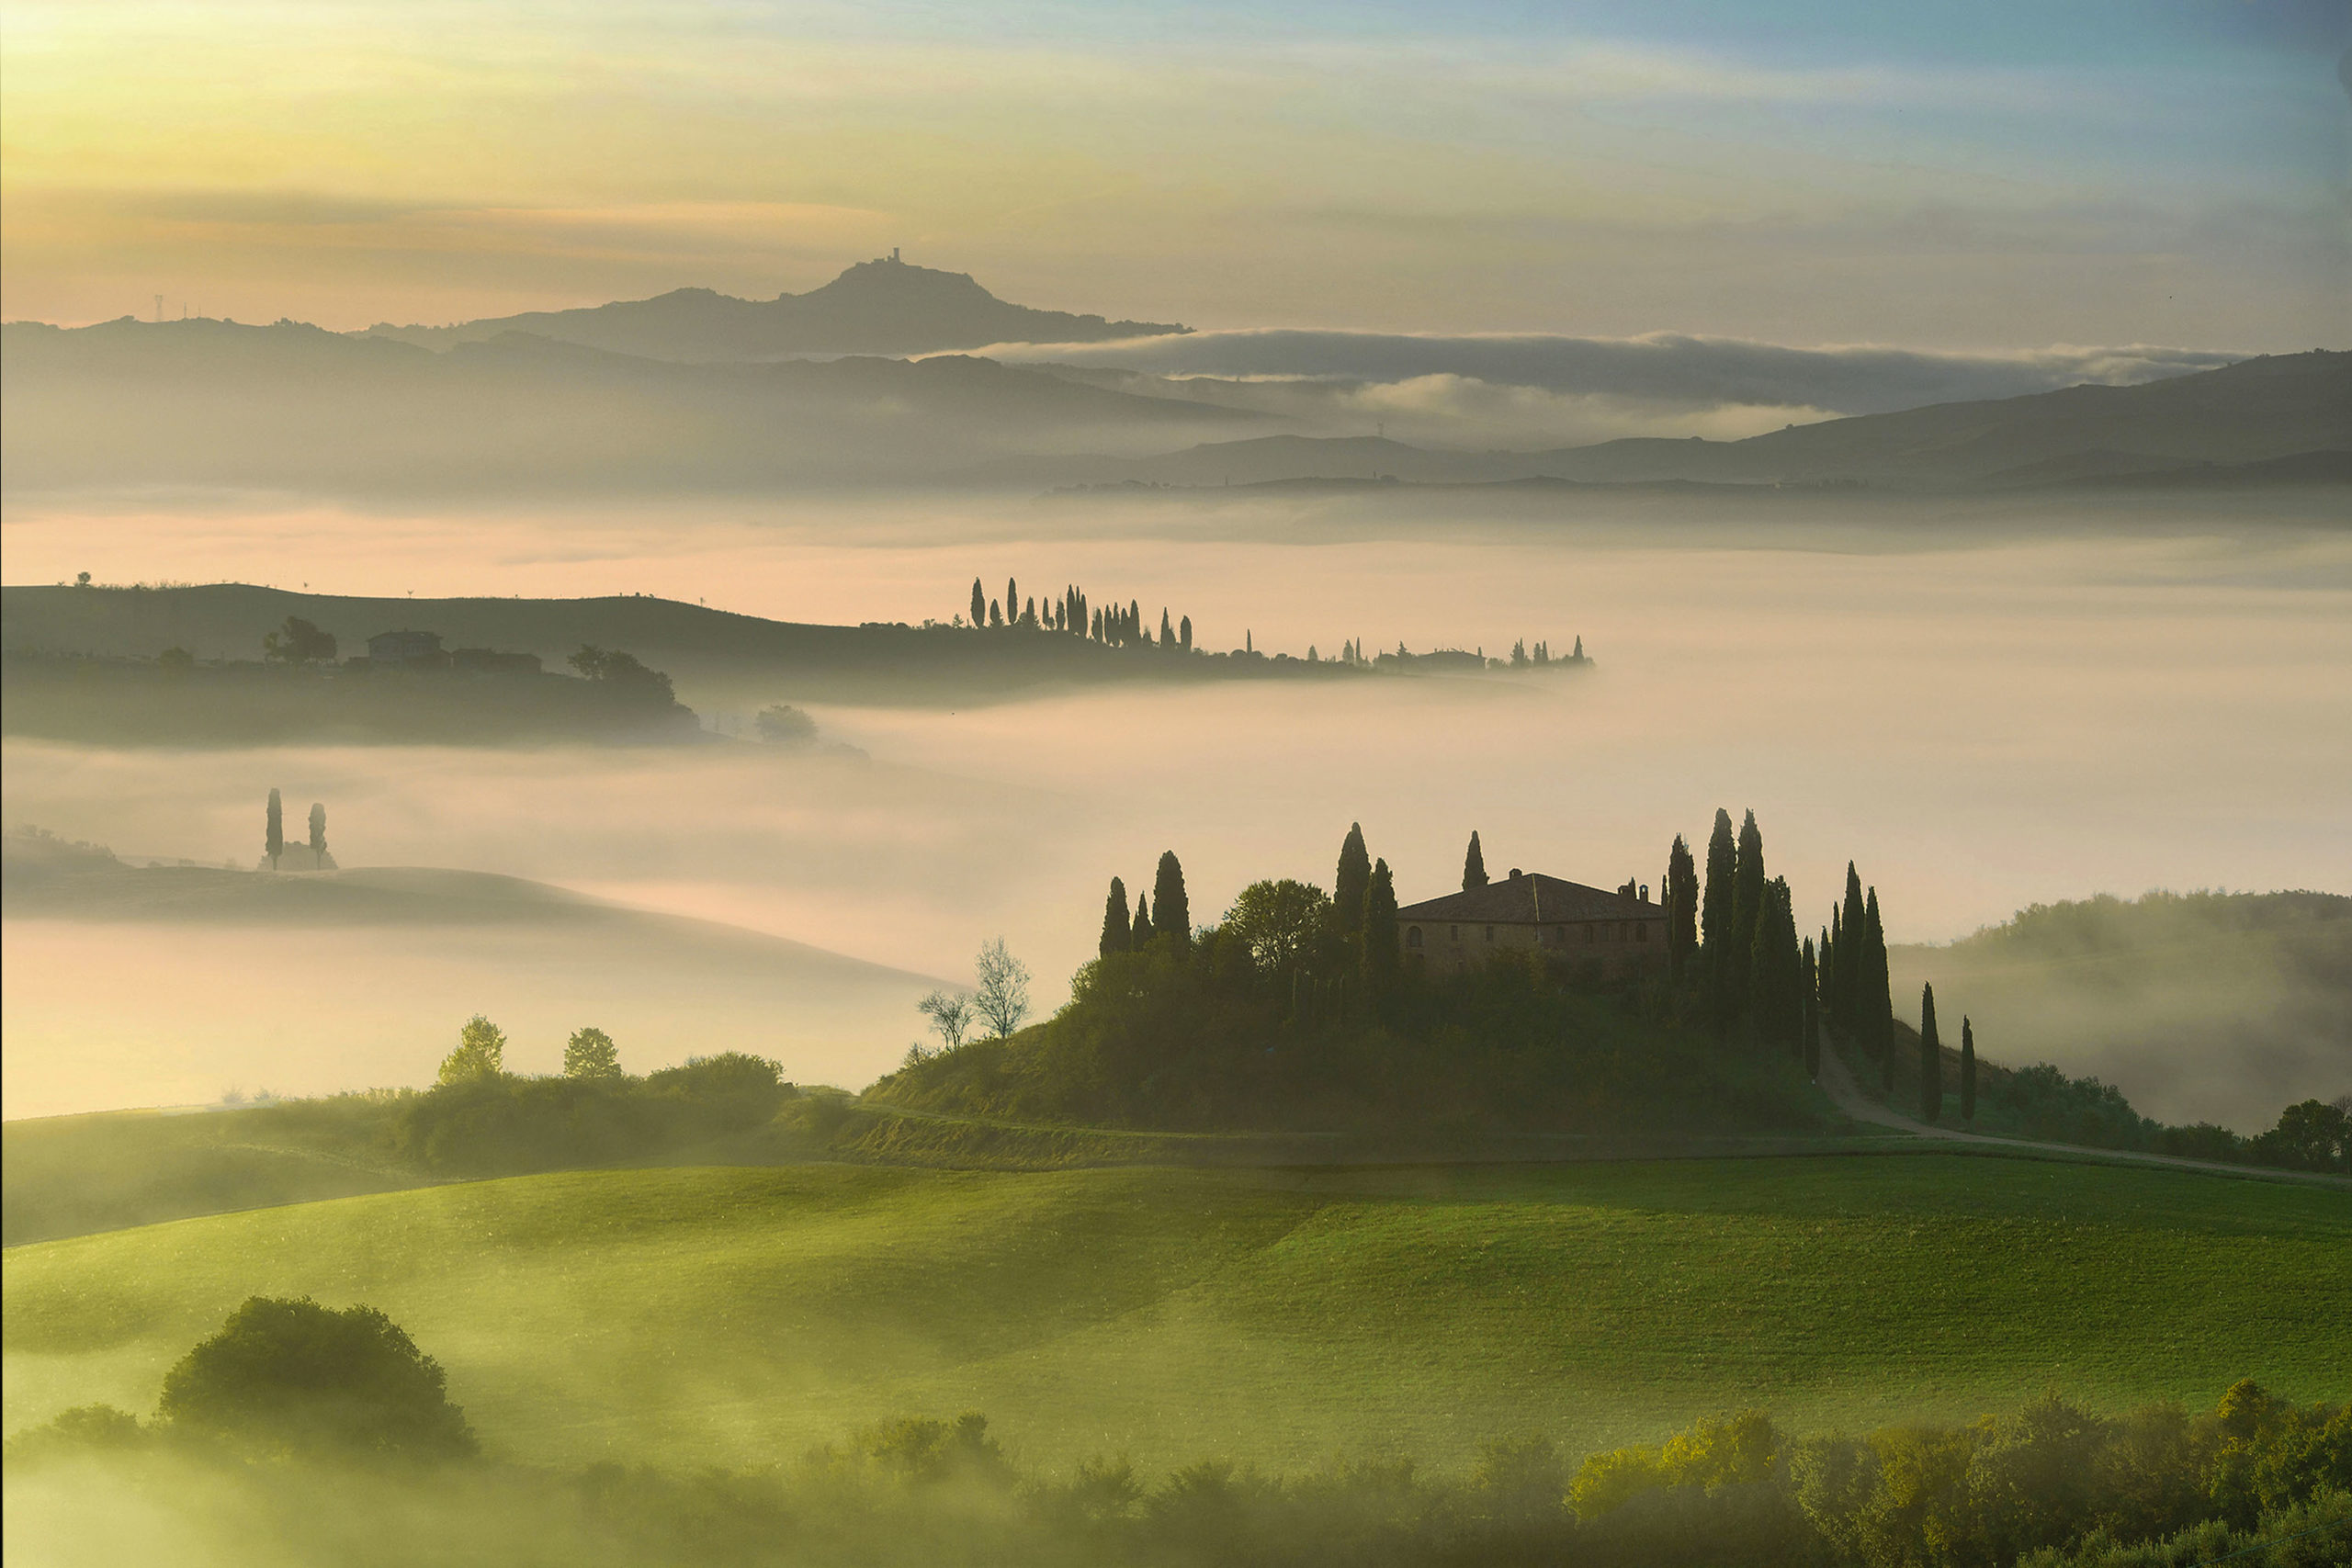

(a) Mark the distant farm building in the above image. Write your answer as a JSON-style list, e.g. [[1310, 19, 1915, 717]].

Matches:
[[366, 629, 446, 669], [1397, 869, 1667, 978]]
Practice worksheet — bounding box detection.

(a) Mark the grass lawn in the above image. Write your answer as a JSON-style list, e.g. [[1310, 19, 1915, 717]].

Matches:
[[6, 1153, 2346, 1474]]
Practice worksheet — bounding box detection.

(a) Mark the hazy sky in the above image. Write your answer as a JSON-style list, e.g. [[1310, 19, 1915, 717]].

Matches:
[[5, 1, 2346, 346]]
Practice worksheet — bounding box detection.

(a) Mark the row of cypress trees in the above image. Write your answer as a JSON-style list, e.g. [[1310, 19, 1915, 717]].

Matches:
[[966, 577, 1193, 652], [1094, 823, 1405, 991]]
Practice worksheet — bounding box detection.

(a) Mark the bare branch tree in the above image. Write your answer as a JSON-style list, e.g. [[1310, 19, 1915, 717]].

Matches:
[[915, 988, 974, 1052], [971, 938, 1031, 1039]]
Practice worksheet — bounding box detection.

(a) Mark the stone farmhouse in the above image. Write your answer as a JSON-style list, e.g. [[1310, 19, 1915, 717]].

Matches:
[[1397, 868, 1668, 979]]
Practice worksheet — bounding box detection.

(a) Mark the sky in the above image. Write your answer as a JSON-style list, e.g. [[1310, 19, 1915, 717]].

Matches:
[[4, 1, 2346, 348]]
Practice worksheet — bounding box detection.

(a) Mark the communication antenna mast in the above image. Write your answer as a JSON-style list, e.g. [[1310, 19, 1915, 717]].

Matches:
[[153, 294, 164, 322]]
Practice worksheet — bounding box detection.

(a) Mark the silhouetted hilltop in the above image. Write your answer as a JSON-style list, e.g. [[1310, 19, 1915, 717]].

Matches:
[[363, 255, 1189, 359], [1049, 351, 2352, 491]]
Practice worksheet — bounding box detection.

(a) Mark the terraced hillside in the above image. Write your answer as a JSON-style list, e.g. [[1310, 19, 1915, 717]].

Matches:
[[6, 1155, 2344, 1472]]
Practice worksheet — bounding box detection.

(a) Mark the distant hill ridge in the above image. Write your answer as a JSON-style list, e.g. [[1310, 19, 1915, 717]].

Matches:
[[361, 254, 1192, 360]]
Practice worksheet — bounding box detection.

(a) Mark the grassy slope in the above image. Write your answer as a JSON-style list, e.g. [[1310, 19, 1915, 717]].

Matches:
[[7, 1156, 2345, 1474]]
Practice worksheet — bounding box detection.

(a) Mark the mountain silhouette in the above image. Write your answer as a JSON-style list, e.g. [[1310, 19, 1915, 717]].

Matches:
[[362, 254, 1189, 360]]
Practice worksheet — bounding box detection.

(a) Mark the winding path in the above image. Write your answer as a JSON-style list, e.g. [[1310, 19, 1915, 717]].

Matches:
[[1812, 1034, 2349, 1188]]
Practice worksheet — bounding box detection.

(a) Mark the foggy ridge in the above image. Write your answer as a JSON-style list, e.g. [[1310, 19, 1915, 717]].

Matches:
[[359, 254, 1191, 359]]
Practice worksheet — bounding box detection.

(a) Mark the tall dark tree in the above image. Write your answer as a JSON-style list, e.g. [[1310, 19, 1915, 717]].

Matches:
[[989, 599, 1003, 628], [1748, 876, 1802, 1056], [970, 578, 986, 626], [1129, 890, 1152, 947], [1725, 809, 1766, 1011], [1699, 808, 1737, 992], [1918, 983, 1943, 1122], [1801, 937, 1821, 1080], [1838, 863, 1867, 1030], [265, 788, 283, 870], [1151, 851, 1191, 949], [307, 802, 327, 870], [1362, 857, 1399, 987], [1099, 876, 1131, 958], [1159, 607, 1175, 649], [1006, 578, 1018, 626], [1960, 1016, 1978, 1122], [1463, 830, 1489, 891], [1823, 905, 1841, 1024], [1179, 615, 1193, 652], [1664, 835, 1699, 981], [1864, 887, 1894, 1089], [1334, 823, 1371, 936]]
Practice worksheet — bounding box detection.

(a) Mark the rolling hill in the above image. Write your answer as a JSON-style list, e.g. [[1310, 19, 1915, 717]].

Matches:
[[362, 255, 1188, 359], [6, 1156, 2344, 1474], [0, 316, 1253, 495], [1042, 350, 2352, 491]]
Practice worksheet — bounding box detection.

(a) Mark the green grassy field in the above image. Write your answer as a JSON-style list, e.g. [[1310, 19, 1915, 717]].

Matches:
[[6, 1154, 2345, 1475]]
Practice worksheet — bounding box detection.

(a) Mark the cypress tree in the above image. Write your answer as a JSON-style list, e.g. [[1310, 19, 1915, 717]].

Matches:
[[1699, 808, 1737, 997], [989, 599, 1003, 628], [1007, 578, 1018, 626], [1151, 851, 1191, 950], [1918, 983, 1943, 1122], [1130, 891, 1152, 947], [1664, 834, 1700, 981], [1091, 606, 1103, 640], [1961, 1016, 1977, 1122], [1802, 937, 1821, 1080], [1747, 876, 1801, 1055], [265, 788, 283, 870], [1823, 906, 1841, 1024], [1463, 830, 1488, 890], [1334, 824, 1371, 936], [1179, 615, 1192, 652], [1363, 857, 1399, 987], [1864, 887, 1894, 1090], [1838, 863, 1866, 1031], [1100, 876, 1131, 957], [307, 802, 327, 869], [970, 578, 986, 626], [1159, 608, 1175, 649], [1726, 809, 1765, 1011], [1023, 596, 1036, 627]]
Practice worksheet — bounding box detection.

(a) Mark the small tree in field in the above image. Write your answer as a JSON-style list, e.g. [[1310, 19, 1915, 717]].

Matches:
[[563, 1026, 621, 1079], [265, 788, 283, 870], [915, 989, 974, 1052], [972, 939, 1031, 1039], [307, 802, 327, 869], [437, 1015, 506, 1085], [1960, 1015, 1978, 1122], [1223, 879, 1332, 974]]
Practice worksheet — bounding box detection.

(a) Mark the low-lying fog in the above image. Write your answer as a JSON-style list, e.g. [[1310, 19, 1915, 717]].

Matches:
[[6, 492, 2347, 1127]]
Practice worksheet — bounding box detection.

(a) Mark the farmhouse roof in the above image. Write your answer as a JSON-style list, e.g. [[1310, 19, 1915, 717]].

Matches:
[[1396, 872, 1657, 925]]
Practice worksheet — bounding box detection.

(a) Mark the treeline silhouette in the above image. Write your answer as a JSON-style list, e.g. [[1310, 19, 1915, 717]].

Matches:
[[14, 1303, 2347, 1568]]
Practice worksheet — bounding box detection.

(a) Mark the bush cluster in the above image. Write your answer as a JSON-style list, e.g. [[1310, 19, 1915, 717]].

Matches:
[[393, 1052, 796, 1177]]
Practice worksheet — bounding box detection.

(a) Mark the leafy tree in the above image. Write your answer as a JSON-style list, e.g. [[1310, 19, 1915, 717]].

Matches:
[[307, 802, 327, 868], [436, 1014, 506, 1085], [915, 990, 974, 1051], [1100, 875, 1131, 957], [969, 577, 986, 626], [265, 787, 283, 870], [754, 705, 817, 744], [1334, 823, 1372, 936], [1664, 834, 1699, 980], [973, 937, 1032, 1038], [1151, 850, 1191, 949], [563, 1026, 622, 1079], [1130, 890, 1153, 946], [2253, 1099, 2351, 1174], [1726, 809, 1766, 1011], [1918, 983, 1942, 1122], [1700, 808, 1737, 1005], [262, 615, 336, 664], [1223, 880, 1332, 973], [1961, 1015, 1977, 1122], [156, 1296, 475, 1460], [1363, 858, 1399, 986], [1462, 830, 1489, 890]]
